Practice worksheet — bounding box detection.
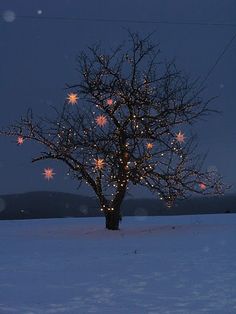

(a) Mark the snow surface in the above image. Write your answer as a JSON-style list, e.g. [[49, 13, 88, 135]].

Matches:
[[0, 214, 236, 314]]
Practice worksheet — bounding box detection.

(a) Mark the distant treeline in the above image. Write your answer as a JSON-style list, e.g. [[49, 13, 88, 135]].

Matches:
[[0, 191, 235, 220]]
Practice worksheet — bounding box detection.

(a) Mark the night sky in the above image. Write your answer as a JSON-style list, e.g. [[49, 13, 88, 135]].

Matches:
[[0, 0, 235, 197]]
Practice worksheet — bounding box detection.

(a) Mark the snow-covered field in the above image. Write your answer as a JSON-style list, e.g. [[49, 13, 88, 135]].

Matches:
[[0, 214, 236, 314]]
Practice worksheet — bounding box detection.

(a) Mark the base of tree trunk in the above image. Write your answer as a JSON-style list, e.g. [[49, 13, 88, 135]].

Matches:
[[105, 210, 121, 230]]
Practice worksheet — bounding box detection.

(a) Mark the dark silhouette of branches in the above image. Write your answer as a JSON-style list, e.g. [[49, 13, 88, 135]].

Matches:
[[1, 32, 228, 229]]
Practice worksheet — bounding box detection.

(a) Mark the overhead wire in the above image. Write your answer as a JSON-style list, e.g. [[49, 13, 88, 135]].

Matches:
[[1, 12, 235, 83], [202, 31, 236, 82], [1, 12, 235, 187], [1, 13, 236, 28]]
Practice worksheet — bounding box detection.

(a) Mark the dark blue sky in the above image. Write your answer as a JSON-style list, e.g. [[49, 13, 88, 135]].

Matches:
[[0, 0, 235, 197]]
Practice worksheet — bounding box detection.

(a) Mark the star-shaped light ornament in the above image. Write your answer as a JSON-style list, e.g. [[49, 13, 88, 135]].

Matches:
[[106, 99, 113, 105], [94, 158, 105, 170], [43, 168, 55, 180], [146, 142, 154, 150], [175, 131, 185, 143], [67, 92, 78, 105], [17, 136, 24, 145], [96, 115, 107, 127], [199, 182, 206, 190]]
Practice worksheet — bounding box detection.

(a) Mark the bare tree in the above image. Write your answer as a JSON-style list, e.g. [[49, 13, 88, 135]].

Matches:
[[1, 32, 228, 230]]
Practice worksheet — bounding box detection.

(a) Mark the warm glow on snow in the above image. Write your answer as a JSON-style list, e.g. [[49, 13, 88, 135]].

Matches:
[[96, 115, 107, 127], [175, 131, 185, 143], [94, 158, 105, 170], [17, 136, 24, 145], [67, 93, 78, 105], [43, 168, 55, 180]]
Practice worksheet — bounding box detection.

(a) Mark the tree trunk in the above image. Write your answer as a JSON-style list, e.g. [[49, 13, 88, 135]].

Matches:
[[102, 184, 126, 230], [105, 209, 121, 230]]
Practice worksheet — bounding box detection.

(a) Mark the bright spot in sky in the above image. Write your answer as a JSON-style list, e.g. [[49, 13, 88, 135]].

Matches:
[[37, 10, 43, 15], [220, 83, 224, 89], [2, 10, 16, 22]]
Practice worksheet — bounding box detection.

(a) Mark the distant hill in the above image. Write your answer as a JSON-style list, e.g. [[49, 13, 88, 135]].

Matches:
[[0, 191, 235, 220], [0, 191, 99, 220]]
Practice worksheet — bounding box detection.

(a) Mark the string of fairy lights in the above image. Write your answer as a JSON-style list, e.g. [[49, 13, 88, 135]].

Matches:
[[2, 10, 234, 196], [16, 92, 194, 194]]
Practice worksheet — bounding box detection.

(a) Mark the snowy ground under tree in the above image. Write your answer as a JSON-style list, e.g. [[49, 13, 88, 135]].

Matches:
[[0, 214, 236, 313]]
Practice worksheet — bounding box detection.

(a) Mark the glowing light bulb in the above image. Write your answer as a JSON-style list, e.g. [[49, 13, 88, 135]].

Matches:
[[43, 168, 55, 180], [107, 99, 113, 105], [17, 136, 24, 145], [199, 182, 206, 190]]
